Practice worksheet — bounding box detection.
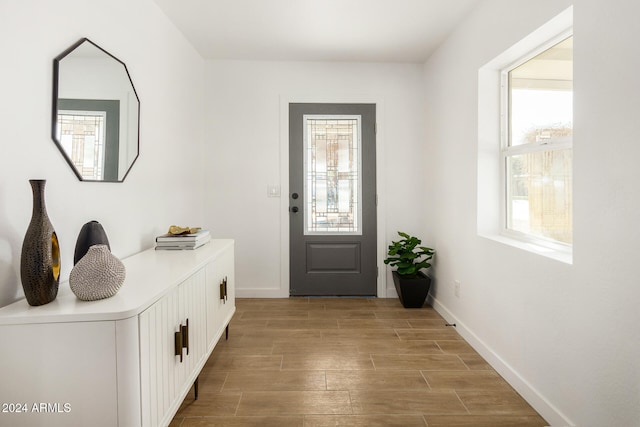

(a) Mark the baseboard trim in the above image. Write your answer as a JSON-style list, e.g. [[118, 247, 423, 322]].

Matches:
[[429, 296, 574, 427], [235, 288, 288, 298], [237, 289, 402, 299]]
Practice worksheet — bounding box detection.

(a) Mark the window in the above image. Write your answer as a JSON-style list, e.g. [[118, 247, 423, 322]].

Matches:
[[502, 35, 573, 247], [478, 6, 572, 262]]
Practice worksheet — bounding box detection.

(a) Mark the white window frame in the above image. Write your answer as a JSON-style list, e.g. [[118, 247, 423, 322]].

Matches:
[[477, 6, 573, 264], [499, 30, 573, 251]]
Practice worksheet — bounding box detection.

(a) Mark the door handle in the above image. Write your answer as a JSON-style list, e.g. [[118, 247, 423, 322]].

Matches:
[[290, 206, 299, 213]]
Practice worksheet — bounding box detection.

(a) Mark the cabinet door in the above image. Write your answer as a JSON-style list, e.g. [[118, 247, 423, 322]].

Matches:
[[216, 245, 235, 328], [205, 260, 221, 348], [177, 268, 207, 381], [205, 245, 235, 351], [139, 268, 207, 427], [139, 285, 181, 427]]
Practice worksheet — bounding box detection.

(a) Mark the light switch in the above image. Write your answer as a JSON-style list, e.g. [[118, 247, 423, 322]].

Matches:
[[267, 184, 281, 198]]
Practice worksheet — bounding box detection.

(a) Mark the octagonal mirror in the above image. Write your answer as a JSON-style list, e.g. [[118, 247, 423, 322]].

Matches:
[[52, 38, 140, 182]]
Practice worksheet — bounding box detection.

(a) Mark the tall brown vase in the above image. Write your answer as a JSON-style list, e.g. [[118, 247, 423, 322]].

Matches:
[[20, 180, 61, 306]]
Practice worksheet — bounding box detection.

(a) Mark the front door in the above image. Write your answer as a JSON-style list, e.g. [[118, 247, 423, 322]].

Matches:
[[289, 103, 376, 296]]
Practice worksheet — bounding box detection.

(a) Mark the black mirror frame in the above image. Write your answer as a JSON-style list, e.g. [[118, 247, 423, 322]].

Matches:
[[51, 37, 141, 182]]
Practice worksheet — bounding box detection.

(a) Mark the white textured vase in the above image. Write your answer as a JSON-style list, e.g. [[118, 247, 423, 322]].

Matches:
[[69, 244, 126, 301]]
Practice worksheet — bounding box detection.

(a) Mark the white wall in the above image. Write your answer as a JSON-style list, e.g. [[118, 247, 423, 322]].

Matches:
[[0, 0, 206, 307], [204, 60, 428, 297], [424, 0, 640, 425]]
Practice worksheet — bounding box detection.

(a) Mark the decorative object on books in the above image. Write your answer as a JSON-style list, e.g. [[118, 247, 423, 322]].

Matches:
[[156, 228, 210, 250], [69, 245, 126, 301], [74, 220, 111, 264], [168, 225, 202, 235], [384, 231, 435, 308], [20, 179, 61, 306]]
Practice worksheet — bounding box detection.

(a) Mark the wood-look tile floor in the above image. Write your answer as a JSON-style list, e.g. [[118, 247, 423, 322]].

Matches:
[[170, 298, 548, 427]]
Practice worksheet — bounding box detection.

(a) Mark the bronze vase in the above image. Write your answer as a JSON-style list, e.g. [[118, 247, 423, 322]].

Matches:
[[20, 180, 61, 306]]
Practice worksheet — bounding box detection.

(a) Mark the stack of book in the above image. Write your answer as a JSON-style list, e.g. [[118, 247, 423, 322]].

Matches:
[[155, 229, 211, 250]]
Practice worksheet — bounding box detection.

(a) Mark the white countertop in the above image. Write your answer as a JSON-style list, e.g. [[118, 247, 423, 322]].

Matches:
[[0, 239, 234, 325]]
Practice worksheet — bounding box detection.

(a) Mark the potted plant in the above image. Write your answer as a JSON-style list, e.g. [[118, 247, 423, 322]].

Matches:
[[384, 231, 435, 308]]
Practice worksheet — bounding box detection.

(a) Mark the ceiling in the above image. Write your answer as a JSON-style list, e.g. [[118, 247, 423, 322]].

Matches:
[[152, 0, 480, 63]]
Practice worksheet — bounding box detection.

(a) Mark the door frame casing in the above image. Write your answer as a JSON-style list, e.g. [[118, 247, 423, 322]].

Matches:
[[279, 95, 387, 298]]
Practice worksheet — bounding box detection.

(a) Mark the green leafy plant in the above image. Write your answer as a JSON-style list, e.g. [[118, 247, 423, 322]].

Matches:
[[384, 231, 435, 278]]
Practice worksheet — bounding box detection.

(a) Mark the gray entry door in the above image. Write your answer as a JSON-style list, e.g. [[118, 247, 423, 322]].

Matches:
[[289, 103, 377, 296]]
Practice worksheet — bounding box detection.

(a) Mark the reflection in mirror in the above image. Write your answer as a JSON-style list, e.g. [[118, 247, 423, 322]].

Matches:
[[52, 38, 140, 182]]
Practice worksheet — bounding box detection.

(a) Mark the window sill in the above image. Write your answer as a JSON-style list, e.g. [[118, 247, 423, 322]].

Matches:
[[480, 233, 573, 265]]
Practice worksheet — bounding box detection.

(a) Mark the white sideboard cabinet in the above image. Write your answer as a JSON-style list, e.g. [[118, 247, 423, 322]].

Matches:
[[0, 239, 235, 427]]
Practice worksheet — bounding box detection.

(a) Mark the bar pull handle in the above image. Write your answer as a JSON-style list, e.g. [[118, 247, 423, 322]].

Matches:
[[174, 327, 183, 363], [220, 281, 226, 302], [181, 318, 189, 355], [223, 276, 228, 302]]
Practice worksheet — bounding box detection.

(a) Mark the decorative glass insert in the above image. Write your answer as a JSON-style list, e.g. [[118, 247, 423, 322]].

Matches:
[[57, 110, 106, 180], [304, 115, 362, 235]]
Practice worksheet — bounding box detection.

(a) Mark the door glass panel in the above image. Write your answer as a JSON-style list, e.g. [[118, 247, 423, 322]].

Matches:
[[57, 110, 107, 180], [304, 115, 362, 235]]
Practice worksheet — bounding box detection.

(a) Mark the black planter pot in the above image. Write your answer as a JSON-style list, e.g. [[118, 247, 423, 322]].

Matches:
[[392, 271, 431, 308]]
